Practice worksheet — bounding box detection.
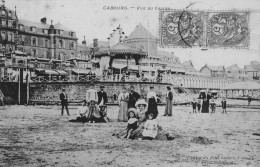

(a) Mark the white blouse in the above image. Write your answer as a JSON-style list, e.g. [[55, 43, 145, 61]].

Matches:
[[147, 91, 157, 101]]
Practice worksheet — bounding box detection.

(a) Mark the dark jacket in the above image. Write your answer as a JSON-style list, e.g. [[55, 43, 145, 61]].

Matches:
[[128, 91, 141, 108], [60, 93, 68, 105], [97, 91, 108, 105], [167, 91, 173, 101]]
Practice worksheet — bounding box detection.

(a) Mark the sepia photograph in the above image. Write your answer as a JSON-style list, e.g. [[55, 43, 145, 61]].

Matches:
[[0, 0, 260, 166]]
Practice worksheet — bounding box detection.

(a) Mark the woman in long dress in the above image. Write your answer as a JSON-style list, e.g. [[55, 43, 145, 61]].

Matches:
[[146, 86, 158, 119], [164, 86, 173, 116], [118, 87, 129, 122], [199, 89, 211, 113]]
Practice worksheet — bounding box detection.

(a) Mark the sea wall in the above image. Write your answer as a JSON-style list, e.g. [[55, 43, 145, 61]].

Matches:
[[29, 82, 172, 104]]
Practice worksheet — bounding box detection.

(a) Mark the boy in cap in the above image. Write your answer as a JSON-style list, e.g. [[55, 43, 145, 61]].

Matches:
[[221, 98, 227, 114], [59, 88, 70, 116]]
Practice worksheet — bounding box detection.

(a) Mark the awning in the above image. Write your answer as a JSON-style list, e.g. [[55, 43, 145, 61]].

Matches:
[[112, 64, 127, 69], [91, 59, 100, 63], [55, 70, 68, 75], [72, 69, 91, 74], [35, 69, 59, 75], [171, 68, 186, 73], [140, 66, 155, 72], [128, 65, 139, 71]]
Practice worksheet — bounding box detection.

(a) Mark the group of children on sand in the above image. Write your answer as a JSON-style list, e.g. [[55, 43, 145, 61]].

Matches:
[[191, 97, 227, 114]]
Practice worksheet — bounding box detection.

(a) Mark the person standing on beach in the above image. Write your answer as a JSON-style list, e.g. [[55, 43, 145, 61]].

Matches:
[[248, 96, 252, 107], [147, 86, 158, 119], [118, 87, 129, 122], [97, 85, 108, 106], [164, 86, 173, 116], [128, 86, 141, 109], [60, 88, 70, 116], [86, 83, 100, 123], [221, 98, 227, 114], [191, 98, 197, 114], [197, 99, 201, 113], [199, 89, 211, 113]]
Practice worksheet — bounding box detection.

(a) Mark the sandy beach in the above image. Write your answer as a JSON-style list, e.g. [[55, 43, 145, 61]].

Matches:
[[0, 103, 259, 167]]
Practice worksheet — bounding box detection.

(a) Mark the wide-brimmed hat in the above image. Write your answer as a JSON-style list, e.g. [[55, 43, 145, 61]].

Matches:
[[99, 105, 106, 108], [166, 86, 171, 89], [135, 99, 147, 108]]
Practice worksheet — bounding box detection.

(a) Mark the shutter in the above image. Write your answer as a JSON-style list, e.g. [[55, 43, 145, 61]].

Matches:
[[38, 38, 43, 47]]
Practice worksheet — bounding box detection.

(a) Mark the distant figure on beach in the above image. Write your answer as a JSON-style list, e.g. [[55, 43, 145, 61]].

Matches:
[[69, 100, 89, 123], [86, 83, 101, 123], [120, 109, 139, 139], [199, 89, 211, 113], [248, 96, 252, 107], [59, 88, 70, 116], [191, 98, 197, 113], [197, 99, 201, 113], [210, 98, 216, 113], [164, 86, 173, 116], [97, 85, 108, 106], [147, 86, 158, 119], [140, 113, 158, 140], [128, 86, 141, 109], [221, 98, 227, 114], [0, 89, 4, 106], [118, 87, 129, 122]]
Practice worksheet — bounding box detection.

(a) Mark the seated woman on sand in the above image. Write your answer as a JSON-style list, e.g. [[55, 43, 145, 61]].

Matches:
[[69, 100, 89, 123]]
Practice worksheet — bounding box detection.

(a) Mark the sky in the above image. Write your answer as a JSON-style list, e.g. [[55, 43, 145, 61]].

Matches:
[[5, 0, 260, 70]]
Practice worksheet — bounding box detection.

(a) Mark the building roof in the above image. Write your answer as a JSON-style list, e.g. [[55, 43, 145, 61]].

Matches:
[[244, 65, 257, 72], [0, 5, 17, 20], [18, 19, 50, 29], [203, 65, 225, 71], [226, 64, 243, 71], [87, 41, 110, 48], [54, 23, 71, 31], [182, 60, 194, 67], [222, 81, 260, 90], [126, 23, 157, 40]]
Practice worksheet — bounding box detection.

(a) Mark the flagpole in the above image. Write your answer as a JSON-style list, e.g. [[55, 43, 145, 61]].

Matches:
[[148, 19, 151, 82]]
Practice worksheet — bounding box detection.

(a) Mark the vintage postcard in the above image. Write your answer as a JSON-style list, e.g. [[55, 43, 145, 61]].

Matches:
[[0, 0, 260, 167]]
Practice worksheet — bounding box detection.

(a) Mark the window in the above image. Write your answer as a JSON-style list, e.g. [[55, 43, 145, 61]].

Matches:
[[69, 32, 74, 37], [31, 49, 37, 57], [43, 39, 48, 48], [31, 37, 38, 46], [60, 30, 63, 35], [30, 27, 36, 32], [43, 51, 47, 58], [59, 40, 63, 48], [1, 10, 6, 15], [8, 21, 12, 27], [8, 11, 12, 17], [19, 35, 25, 45], [19, 24, 24, 30], [1, 31, 6, 40], [42, 29, 48, 34], [1, 19, 6, 26]]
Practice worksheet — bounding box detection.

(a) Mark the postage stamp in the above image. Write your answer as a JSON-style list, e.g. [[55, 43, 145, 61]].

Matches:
[[159, 10, 250, 49], [206, 11, 250, 48], [159, 10, 205, 48]]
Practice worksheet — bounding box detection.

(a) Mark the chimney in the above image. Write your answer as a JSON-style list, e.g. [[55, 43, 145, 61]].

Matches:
[[93, 39, 98, 48], [41, 17, 47, 24], [82, 36, 86, 45]]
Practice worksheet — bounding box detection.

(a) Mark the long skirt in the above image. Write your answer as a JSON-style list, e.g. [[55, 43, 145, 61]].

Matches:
[[164, 98, 172, 116], [147, 98, 158, 119], [118, 101, 128, 122], [201, 100, 209, 113]]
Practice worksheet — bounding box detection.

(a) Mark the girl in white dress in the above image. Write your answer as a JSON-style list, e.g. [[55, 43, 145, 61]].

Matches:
[[141, 113, 158, 140]]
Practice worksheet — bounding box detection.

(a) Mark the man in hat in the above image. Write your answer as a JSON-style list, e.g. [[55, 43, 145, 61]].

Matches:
[[86, 83, 100, 123], [128, 86, 141, 109], [164, 86, 173, 116], [60, 88, 70, 116], [97, 85, 108, 106]]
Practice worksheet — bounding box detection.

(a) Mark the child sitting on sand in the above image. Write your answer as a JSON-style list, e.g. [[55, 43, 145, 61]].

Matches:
[[221, 98, 227, 114], [140, 113, 158, 140], [191, 98, 197, 113], [210, 98, 216, 113], [121, 109, 139, 139]]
